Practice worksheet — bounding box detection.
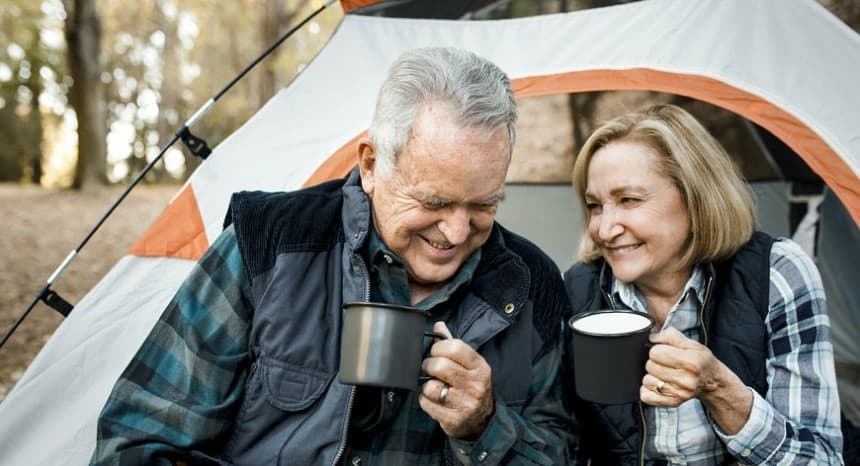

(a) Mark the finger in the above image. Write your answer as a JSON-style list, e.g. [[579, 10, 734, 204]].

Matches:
[[421, 378, 448, 402], [647, 343, 689, 370], [430, 337, 484, 370], [649, 327, 698, 349], [422, 355, 467, 384], [639, 384, 677, 407], [418, 388, 447, 421], [641, 373, 665, 394], [645, 357, 681, 381], [639, 375, 686, 407]]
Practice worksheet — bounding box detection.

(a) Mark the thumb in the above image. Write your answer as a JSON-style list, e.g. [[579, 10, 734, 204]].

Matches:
[[433, 321, 454, 340]]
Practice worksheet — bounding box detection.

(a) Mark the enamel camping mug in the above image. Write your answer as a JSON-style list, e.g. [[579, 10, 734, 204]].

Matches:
[[568, 309, 655, 404], [339, 302, 441, 390]]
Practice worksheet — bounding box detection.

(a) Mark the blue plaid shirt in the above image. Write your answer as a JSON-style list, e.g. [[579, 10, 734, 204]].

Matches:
[[612, 238, 843, 465]]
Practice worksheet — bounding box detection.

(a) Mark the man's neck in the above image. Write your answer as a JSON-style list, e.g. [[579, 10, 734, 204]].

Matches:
[[409, 280, 444, 306]]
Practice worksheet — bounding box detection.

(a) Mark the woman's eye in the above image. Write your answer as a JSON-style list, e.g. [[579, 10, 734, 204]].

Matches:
[[586, 203, 601, 212]]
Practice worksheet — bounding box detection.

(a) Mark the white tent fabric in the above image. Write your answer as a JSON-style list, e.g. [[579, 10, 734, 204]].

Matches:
[[1, 0, 859, 464]]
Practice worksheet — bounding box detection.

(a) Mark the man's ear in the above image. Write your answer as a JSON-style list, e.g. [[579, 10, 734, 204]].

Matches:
[[357, 137, 376, 196]]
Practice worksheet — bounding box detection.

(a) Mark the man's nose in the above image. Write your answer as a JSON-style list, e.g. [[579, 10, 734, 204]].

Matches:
[[438, 207, 471, 245]]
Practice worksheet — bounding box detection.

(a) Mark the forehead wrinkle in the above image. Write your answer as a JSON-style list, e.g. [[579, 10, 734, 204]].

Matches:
[[412, 187, 505, 205], [586, 184, 647, 198]]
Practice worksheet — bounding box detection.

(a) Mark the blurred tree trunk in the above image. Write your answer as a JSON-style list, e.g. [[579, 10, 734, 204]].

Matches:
[[567, 93, 601, 153], [152, 0, 170, 183], [64, 0, 107, 189], [25, 31, 44, 184], [258, 0, 310, 106]]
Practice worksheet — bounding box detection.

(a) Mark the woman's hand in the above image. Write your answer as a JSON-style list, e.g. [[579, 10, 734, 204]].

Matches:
[[640, 327, 753, 434]]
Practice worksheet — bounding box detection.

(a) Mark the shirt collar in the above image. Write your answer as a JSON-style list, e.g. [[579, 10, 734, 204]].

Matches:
[[612, 264, 707, 313], [365, 226, 480, 310]]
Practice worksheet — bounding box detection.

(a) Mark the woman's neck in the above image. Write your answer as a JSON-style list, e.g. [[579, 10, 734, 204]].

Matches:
[[635, 268, 692, 328]]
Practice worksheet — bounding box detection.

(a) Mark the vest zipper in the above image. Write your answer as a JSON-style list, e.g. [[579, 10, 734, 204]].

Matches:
[[332, 252, 372, 465], [605, 290, 617, 309], [698, 276, 713, 346], [698, 275, 716, 428], [332, 387, 356, 466]]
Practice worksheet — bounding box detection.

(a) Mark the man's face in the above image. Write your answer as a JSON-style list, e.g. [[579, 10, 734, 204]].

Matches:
[[359, 103, 510, 295]]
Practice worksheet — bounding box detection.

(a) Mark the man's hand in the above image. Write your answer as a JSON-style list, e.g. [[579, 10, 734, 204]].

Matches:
[[419, 321, 495, 440], [640, 327, 752, 434]]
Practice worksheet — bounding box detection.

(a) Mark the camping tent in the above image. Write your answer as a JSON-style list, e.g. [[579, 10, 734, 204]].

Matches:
[[1, 0, 858, 463]]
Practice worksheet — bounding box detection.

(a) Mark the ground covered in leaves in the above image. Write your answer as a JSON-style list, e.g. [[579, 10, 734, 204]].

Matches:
[[0, 183, 176, 400]]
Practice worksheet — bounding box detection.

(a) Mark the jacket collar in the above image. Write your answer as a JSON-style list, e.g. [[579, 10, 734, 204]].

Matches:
[[341, 168, 371, 254]]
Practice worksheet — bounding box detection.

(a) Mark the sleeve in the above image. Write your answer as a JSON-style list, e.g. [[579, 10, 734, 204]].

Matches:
[[452, 257, 578, 465], [714, 239, 844, 465], [90, 225, 254, 466], [452, 336, 576, 465]]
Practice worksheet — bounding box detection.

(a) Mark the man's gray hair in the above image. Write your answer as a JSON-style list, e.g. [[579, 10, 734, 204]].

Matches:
[[368, 47, 517, 177]]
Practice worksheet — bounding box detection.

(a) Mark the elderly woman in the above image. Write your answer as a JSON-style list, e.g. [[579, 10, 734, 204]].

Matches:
[[563, 104, 844, 465]]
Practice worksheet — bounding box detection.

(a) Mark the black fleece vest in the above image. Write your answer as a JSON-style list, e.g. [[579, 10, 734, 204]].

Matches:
[[563, 232, 776, 465]]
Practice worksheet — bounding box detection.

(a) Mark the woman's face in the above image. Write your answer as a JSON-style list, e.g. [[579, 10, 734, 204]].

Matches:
[[584, 140, 693, 295]]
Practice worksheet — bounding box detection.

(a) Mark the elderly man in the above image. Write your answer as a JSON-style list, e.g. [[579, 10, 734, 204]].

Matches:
[[92, 47, 574, 465]]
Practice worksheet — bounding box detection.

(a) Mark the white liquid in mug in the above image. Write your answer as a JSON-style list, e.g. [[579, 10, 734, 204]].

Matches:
[[571, 312, 652, 335]]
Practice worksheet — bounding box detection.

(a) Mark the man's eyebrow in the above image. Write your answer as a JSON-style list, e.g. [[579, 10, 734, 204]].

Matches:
[[475, 192, 505, 205]]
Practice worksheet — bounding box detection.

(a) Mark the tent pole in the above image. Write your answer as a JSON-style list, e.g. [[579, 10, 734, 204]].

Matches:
[[0, 0, 338, 353]]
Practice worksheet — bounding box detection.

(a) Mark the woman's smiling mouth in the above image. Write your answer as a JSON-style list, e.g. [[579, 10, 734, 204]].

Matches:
[[605, 243, 642, 255]]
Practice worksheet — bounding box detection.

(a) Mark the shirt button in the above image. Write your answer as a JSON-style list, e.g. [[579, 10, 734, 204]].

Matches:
[[503, 303, 515, 314], [351, 457, 362, 466], [457, 448, 467, 455], [672, 455, 683, 463], [477, 451, 488, 461], [741, 449, 752, 457], [383, 254, 393, 264], [386, 391, 395, 402]]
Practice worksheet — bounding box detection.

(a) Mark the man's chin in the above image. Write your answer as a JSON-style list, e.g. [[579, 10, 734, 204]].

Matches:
[[408, 266, 459, 288]]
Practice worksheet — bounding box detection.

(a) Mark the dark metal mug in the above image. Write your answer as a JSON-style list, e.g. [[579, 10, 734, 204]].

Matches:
[[339, 302, 444, 390], [568, 309, 655, 404]]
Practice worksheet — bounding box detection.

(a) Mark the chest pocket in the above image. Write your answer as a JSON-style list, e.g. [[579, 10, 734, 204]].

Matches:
[[224, 356, 335, 465], [260, 357, 332, 411]]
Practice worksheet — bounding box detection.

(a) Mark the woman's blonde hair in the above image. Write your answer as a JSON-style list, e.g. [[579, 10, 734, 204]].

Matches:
[[572, 104, 756, 267]]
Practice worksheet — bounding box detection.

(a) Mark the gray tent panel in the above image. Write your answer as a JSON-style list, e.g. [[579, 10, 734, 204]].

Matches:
[[818, 189, 860, 425], [496, 184, 581, 271]]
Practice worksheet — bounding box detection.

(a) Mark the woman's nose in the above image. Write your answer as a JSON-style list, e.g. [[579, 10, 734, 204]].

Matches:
[[595, 206, 623, 242]]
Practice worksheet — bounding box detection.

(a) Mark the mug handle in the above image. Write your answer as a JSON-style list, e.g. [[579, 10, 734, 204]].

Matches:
[[423, 331, 448, 340]]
